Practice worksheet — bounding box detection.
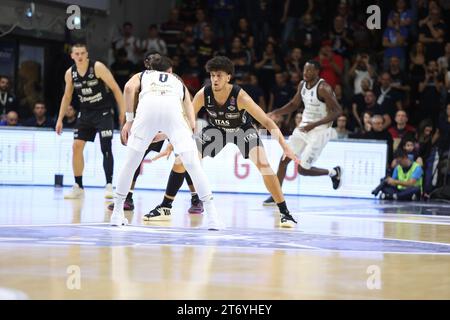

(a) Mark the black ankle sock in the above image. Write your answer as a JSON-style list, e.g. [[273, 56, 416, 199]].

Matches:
[[277, 201, 289, 215], [126, 192, 133, 201], [161, 196, 173, 208], [75, 176, 83, 189], [185, 172, 193, 186]]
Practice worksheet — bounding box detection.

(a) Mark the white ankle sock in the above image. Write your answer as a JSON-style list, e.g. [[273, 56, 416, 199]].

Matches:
[[329, 169, 337, 177]]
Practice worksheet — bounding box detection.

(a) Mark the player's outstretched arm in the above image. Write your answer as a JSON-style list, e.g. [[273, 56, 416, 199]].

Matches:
[[95, 61, 125, 125], [120, 73, 141, 145], [238, 90, 298, 162], [55, 68, 74, 135], [269, 84, 303, 118]]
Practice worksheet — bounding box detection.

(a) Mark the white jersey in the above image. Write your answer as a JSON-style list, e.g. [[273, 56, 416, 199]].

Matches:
[[300, 79, 330, 130], [139, 70, 185, 101]]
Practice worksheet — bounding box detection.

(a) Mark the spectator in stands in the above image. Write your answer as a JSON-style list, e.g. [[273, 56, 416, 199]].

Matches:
[[331, 115, 350, 140], [62, 105, 78, 129], [387, 0, 413, 32], [285, 47, 304, 77], [351, 77, 372, 129], [328, 15, 354, 59], [140, 25, 168, 56], [228, 36, 252, 80], [434, 103, 450, 154], [374, 72, 402, 121], [177, 29, 197, 57], [255, 41, 283, 99], [268, 71, 295, 112], [388, 56, 410, 103], [240, 73, 266, 112], [379, 148, 423, 201], [388, 110, 416, 151], [110, 48, 135, 90], [113, 22, 140, 64], [391, 136, 424, 168], [208, 0, 236, 45], [0, 76, 17, 121], [289, 71, 301, 88], [195, 24, 218, 66], [362, 114, 394, 163], [349, 52, 375, 95], [295, 13, 321, 60], [418, 60, 444, 125], [316, 40, 344, 89], [23, 102, 54, 128], [382, 11, 409, 70], [159, 8, 185, 55], [180, 53, 203, 95], [362, 90, 392, 130], [438, 42, 450, 103], [192, 8, 208, 41], [419, 7, 447, 61], [0, 110, 19, 126], [281, 0, 313, 49], [437, 42, 450, 72], [235, 18, 255, 54], [417, 118, 439, 197]]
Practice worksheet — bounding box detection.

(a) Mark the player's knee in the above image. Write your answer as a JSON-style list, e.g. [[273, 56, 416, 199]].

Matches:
[[297, 164, 310, 175], [72, 140, 85, 154], [280, 157, 292, 167], [173, 162, 186, 173]]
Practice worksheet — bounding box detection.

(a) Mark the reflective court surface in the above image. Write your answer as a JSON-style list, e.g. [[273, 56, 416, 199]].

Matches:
[[0, 185, 449, 299]]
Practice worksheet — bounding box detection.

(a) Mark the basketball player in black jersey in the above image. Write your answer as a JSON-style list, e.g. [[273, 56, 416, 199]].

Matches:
[[56, 43, 125, 199], [146, 56, 299, 227]]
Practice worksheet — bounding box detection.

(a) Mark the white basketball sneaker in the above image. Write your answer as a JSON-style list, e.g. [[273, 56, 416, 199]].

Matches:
[[64, 183, 84, 199], [105, 183, 114, 199], [207, 211, 225, 231], [110, 211, 129, 226]]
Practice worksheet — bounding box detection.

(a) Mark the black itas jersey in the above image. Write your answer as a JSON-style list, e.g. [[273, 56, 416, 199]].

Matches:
[[71, 60, 108, 110], [203, 84, 252, 131]]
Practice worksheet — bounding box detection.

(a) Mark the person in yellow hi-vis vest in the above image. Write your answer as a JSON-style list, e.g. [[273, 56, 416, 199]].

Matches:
[[380, 148, 423, 201]]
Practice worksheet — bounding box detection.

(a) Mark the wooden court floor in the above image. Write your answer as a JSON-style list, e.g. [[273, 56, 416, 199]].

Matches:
[[0, 185, 449, 299]]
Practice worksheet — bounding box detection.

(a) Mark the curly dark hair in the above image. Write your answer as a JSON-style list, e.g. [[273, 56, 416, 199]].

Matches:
[[205, 56, 234, 75]]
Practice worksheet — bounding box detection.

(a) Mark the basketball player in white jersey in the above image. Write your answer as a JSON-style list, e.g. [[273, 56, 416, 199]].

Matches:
[[263, 60, 343, 205], [110, 55, 223, 230]]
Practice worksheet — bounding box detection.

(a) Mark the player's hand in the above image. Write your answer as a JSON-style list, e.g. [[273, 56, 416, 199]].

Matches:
[[150, 144, 173, 162], [120, 121, 132, 146], [55, 120, 63, 135], [299, 123, 316, 132], [282, 145, 299, 163]]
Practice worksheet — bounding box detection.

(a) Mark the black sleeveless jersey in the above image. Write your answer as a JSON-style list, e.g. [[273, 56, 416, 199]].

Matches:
[[203, 84, 252, 131], [71, 60, 108, 110]]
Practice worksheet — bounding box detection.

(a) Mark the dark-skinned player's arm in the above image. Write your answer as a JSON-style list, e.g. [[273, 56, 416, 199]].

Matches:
[[120, 72, 141, 145], [95, 61, 125, 126], [268, 83, 303, 118], [238, 90, 298, 162], [55, 68, 74, 135], [299, 82, 342, 133]]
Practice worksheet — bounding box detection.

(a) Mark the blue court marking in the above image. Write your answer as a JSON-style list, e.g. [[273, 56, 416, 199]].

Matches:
[[0, 224, 449, 254]]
